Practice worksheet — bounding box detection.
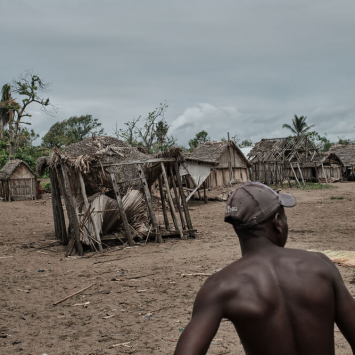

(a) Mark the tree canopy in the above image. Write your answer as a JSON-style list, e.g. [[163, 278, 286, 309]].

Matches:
[[282, 115, 315, 137], [189, 130, 210, 150], [116, 102, 176, 153], [42, 115, 104, 148], [0, 71, 57, 155]]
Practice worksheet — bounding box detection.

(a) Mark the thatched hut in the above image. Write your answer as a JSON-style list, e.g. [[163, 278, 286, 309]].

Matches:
[[181, 141, 251, 201], [288, 152, 343, 183], [37, 136, 194, 255], [0, 159, 37, 201], [329, 144, 355, 180], [248, 136, 325, 186]]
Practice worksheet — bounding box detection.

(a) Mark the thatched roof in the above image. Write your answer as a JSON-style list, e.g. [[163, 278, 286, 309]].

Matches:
[[185, 141, 251, 167], [0, 159, 36, 180], [302, 152, 343, 167], [329, 145, 355, 166], [36, 136, 183, 195], [248, 136, 321, 164]]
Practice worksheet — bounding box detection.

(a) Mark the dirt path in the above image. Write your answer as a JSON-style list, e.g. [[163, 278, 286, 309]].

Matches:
[[0, 183, 354, 354]]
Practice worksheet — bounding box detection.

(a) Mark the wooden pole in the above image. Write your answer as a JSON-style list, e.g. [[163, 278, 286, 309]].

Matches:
[[297, 163, 306, 186], [278, 163, 284, 187], [160, 162, 184, 239], [227, 133, 233, 181], [137, 164, 163, 243], [203, 183, 208, 203], [168, 165, 186, 228], [173, 162, 194, 237], [158, 175, 170, 231], [314, 162, 321, 184], [290, 163, 301, 188], [283, 162, 292, 188], [78, 172, 103, 251], [264, 163, 268, 185], [60, 162, 83, 256], [50, 168, 68, 245], [110, 173, 135, 246], [321, 163, 328, 184]]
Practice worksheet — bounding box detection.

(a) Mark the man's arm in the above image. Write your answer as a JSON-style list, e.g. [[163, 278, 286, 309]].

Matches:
[[333, 267, 355, 352], [174, 276, 225, 355]]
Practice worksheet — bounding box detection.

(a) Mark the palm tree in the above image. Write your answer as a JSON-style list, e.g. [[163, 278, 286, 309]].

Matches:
[[282, 115, 315, 137]]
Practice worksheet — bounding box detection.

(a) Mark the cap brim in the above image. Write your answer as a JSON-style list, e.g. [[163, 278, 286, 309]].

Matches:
[[278, 193, 296, 207]]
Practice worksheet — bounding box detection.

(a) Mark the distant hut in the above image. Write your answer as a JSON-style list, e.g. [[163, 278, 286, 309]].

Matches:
[[248, 136, 321, 186], [329, 144, 355, 180], [181, 141, 251, 201], [37, 136, 194, 255], [0, 159, 37, 201], [296, 152, 343, 183]]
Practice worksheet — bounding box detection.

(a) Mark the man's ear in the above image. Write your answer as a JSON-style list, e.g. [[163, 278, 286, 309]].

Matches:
[[273, 212, 283, 234]]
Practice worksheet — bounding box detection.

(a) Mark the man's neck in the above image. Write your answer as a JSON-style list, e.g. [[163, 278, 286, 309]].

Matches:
[[239, 233, 279, 256]]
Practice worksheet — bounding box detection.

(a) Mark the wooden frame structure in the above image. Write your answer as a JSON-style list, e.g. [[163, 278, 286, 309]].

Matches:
[[248, 136, 325, 187], [38, 137, 195, 256]]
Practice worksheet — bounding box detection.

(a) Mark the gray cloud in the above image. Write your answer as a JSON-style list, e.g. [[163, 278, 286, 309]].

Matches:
[[0, 0, 354, 147]]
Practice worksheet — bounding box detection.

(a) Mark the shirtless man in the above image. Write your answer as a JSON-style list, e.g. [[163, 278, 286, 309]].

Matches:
[[174, 182, 355, 355]]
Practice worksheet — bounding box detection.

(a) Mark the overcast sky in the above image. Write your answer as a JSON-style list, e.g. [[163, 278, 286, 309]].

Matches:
[[1, 0, 354, 147]]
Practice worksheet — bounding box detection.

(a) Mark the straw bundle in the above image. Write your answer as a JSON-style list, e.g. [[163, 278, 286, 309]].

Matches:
[[318, 250, 355, 268], [78, 189, 149, 245]]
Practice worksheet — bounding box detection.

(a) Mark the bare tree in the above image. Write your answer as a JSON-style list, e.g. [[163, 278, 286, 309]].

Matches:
[[0, 71, 57, 155]]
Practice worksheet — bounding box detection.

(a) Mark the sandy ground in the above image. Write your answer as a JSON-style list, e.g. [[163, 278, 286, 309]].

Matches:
[[0, 183, 354, 355]]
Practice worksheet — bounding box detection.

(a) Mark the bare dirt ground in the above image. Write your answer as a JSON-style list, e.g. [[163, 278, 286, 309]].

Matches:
[[0, 183, 355, 355]]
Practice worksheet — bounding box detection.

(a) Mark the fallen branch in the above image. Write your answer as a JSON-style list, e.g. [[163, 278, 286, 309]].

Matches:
[[0, 256, 14, 259], [53, 283, 95, 305]]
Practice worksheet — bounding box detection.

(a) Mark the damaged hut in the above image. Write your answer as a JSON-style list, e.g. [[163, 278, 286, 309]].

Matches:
[[248, 136, 325, 187], [0, 159, 38, 201], [181, 141, 251, 201], [37, 136, 194, 255], [329, 144, 355, 180]]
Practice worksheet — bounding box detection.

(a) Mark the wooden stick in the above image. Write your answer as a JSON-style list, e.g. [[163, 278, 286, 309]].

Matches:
[[169, 164, 186, 228], [158, 176, 170, 231], [174, 162, 194, 237], [110, 173, 135, 246], [290, 163, 301, 188], [53, 283, 95, 305], [78, 172, 103, 251], [297, 162, 305, 186], [137, 164, 162, 243], [161, 163, 184, 239], [321, 163, 328, 184], [60, 162, 83, 256]]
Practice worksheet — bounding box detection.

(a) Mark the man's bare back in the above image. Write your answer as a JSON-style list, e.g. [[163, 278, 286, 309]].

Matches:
[[174, 183, 355, 355]]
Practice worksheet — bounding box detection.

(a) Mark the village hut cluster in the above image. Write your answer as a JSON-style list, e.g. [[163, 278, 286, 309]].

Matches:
[[36, 136, 195, 256], [1, 133, 354, 255]]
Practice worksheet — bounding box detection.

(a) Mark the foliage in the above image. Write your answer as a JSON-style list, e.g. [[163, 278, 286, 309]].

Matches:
[[42, 115, 104, 148], [0, 71, 57, 155], [0, 126, 50, 173], [330, 196, 344, 200], [282, 115, 315, 137], [307, 131, 332, 151], [116, 102, 177, 153], [239, 139, 253, 148], [337, 136, 355, 145], [189, 130, 210, 150]]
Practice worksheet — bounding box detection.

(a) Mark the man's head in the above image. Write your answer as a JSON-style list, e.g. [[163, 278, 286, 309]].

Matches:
[[225, 182, 296, 247]]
